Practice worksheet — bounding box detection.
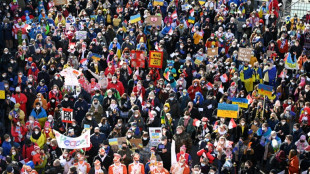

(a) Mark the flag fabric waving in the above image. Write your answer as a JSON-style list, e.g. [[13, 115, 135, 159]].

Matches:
[[284, 53, 298, 70], [130, 14, 141, 23], [188, 16, 195, 24], [172, 10, 178, 20], [228, 118, 237, 129]]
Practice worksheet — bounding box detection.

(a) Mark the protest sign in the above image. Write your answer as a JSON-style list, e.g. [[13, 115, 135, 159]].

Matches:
[[0, 82, 5, 99], [237, 48, 252, 62], [149, 127, 162, 147], [55, 0, 67, 6], [217, 103, 239, 118], [129, 139, 143, 149], [130, 50, 145, 68], [149, 51, 163, 68], [129, 14, 141, 23], [194, 55, 204, 65], [54, 130, 90, 149], [153, 0, 164, 6], [61, 108, 73, 123], [231, 98, 249, 108], [75, 31, 87, 40], [207, 47, 218, 57], [258, 84, 273, 98], [145, 15, 162, 26], [109, 137, 126, 152]]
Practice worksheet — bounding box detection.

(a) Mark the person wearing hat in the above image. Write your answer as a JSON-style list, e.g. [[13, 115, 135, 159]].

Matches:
[[93, 147, 113, 171], [128, 153, 145, 174], [89, 159, 106, 174], [73, 152, 91, 174], [8, 103, 25, 125], [151, 161, 169, 174], [108, 153, 127, 174], [174, 126, 192, 154], [12, 85, 28, 115], [170, 154, 190, 174]]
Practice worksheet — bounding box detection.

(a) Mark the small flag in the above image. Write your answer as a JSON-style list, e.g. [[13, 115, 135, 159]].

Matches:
[[198, 29, 204, 37], [207, 82, 213, 90], [130, 14, 141, 23], [220, 74, 228, 83], [138, 92, 143, 104], [172, 10, 178, 20], [191, 26, 196, 33], [164, 71, 170, 80], [278, 71, 284, 78], [213, 121, 218, 130], [153, 0, 164, 6], [219, 84, 224, 94], [188, 16, 195, 24], [246, 94, 253, 104], [228, 118, 237, 129], [189, 9, 194, 16], [0, 82, 5, 99], [168, 27, 173, 35]]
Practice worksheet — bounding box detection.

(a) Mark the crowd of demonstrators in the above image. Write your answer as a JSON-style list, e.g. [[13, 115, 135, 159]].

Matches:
[[1, 0, 310, 173]]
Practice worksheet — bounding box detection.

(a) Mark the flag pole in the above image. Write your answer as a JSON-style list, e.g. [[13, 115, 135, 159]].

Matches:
[[262, 95, 266, 120]]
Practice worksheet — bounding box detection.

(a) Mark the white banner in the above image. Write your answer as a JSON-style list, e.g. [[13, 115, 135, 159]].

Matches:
[[149, 127, 162, 147], [54, 130, 90, 149]]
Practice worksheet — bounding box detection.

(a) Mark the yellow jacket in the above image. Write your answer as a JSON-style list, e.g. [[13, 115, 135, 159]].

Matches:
[[31, 131, 46, 148], [55, 16, 66, 26], [193, 32, 203, 45]]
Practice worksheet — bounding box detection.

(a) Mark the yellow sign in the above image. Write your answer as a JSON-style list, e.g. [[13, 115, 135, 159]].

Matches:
[[0, 91, 4, 99], [217, 110, 238, 118], [232, 102, 248, 108], [149, 51, 163, 69]]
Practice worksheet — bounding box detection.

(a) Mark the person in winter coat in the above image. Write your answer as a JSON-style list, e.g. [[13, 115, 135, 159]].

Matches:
[[146, 110, 161, 128], [107, 76, 125, 95], [12, 86, 28, 115], [2, 134, 12, 157], [48, 85, 63, 102], [93, 147, 113, 171], [22, 138, 36, 160], [30, 126, 46, 148], [11, 121, 27, 144], [30, 102, 48, 128], [178, 111, 195, 136], [173, 126, 192, 154], [73, 97, 89, 124], [81, 112, 99, 133], [188, 79, 202, 100], [89, 98, 104, 123], [179, 90, 191, 111], [27, 62, 40, 82], [128, 110, 145, 131], [288, 149, 299, 174], [8, 103, 25, 125]]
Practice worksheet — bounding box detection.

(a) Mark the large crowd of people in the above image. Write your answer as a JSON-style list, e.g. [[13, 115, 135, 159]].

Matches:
[[0, 0, 310, 173]]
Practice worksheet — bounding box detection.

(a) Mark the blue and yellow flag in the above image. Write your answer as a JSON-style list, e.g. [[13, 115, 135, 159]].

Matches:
[[0, 82, 5, 99], [153, 0, 164, 6], [199, 0, 206, 5], [188, 16, 195, 24], [130, 14, 141, 23], [231, 98, 248, 108], [284, 53, 298, 70], [258, 84, 273, 98], [217, 103, 239, 118]]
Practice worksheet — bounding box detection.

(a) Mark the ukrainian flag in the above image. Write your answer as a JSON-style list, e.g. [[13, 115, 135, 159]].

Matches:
[[199, 0, 206, 5], [257, 84, 273, 98], [284, 53, 298, 70], [153, 0, 164, 6], [188, 16, 195, 24], [130, 14, 141, 23], [217, 103, 239, 118], [0, 82, 5, 99], [91, 53, 101, 61]]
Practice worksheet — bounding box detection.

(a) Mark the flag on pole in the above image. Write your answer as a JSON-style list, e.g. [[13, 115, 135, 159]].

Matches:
[[188, 16, 195, 24], [220, 74, 228, 83], [171, 10, 178, 20], [199, 0, 206, 5], [168, 27, 173, 35], [154, 0, 164, 6], [138, 92, 143, 104], [228, 118, 237, 129], [189, 9, 194, 16], [246, 94, 253, 104], [164, 71, 170, 80], [213, 121, 218, 130], [207, 82, 213, 90], [191, 26, 196, 33], [219, 84, 224, 94], [129, 14, 141, 23]]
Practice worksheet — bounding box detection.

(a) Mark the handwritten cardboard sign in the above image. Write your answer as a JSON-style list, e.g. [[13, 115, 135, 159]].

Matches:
[[145, 15, 162, 26], [207, 47, 218, 57], [55, 0, 67, 6], [237, 48, 253, 62]]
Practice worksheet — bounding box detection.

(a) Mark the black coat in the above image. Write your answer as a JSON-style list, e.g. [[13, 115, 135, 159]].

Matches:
[[234, 125, 249, 142], [93, 154, 112, 171]]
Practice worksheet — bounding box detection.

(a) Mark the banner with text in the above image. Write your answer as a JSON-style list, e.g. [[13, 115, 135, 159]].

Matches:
[[54, 130, 90, 149], [149, 51, 163, 68], [149, 127, 162, 147]]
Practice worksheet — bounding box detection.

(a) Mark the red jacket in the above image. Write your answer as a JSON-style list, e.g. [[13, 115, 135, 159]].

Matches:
[[187, 85, 202, 100], [11, 124, 27, 143], [27, 68, 39, 82], [22, 142, 37, 160], [277, 39, 289, 53], [107, 81, 125, 95], [132, 86, 146, 99], [48, 90, 63, 102], [12, 93, 28, 115]]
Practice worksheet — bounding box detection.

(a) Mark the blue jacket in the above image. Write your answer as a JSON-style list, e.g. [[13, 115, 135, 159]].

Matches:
[[2, 141, 11, 156], [30, 107, 47, 119], [36, 85, 49, 94]]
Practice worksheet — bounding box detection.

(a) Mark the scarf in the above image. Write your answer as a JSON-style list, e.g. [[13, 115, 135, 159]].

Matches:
[[32, 131, 41, 140], [184, 117, 190, 127]]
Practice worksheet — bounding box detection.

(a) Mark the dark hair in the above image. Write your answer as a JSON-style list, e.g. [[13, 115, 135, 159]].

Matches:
[[286, 135, 293, 141], [293, 123, 300, 129]]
